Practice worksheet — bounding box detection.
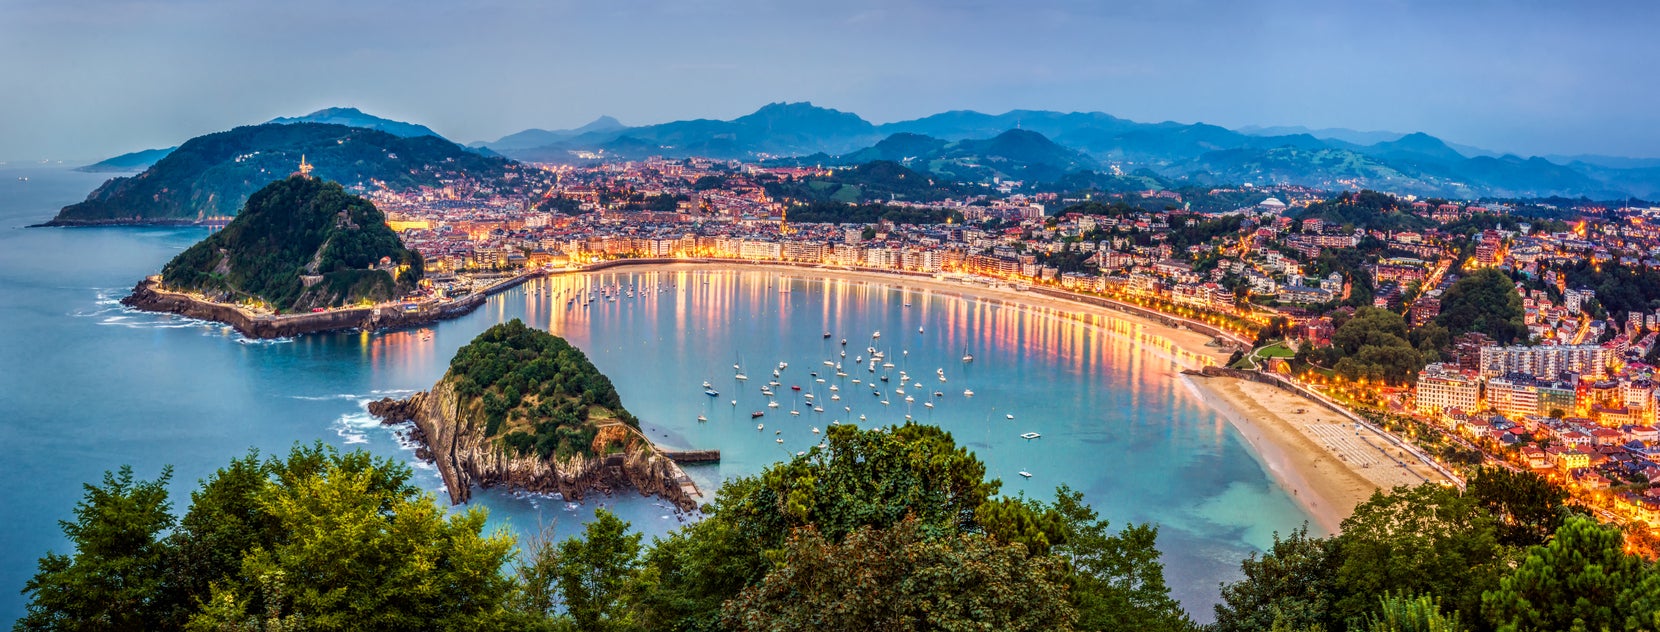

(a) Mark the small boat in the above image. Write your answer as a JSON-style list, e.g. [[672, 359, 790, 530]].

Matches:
[[924, 401, 934, 408], [841, 339, 847, 346], [880, 375, 889, 382], [697, 415, 708, 422], [735, 373, 748, 381], [939, 375, 947, 382], [811, 427, 820, 434], [823, 360, 835, 367], [823, 331, 832, 338], [1006, 414, 1015, 420], [816, 378, 826, 384], [776, 438, 784, 444], [778, 361, 788, 369], [768, 401, 780, 408], [933, 391, 944, 397], [851, 379, 861, 385], [814, 406, 824, 412], [704, 388, 719, 397], [791, 385, 802, 391], [753, 413, 765, 420], [702, 380, 713, 389], [831, 394, 841, 401], [881, 400, 890, 406], [731, 400, 738, 406], [905, 396, 915, 403], [918, 327, 924, 333], [873, 330, 881, 338], [1018, 471, 1033, 478], [791, 410, 801, 416], [1021, 432, 1041, 440], [859, 414, 867, 421], [804, 393, 815, 400], [963, 389, 975, 397]]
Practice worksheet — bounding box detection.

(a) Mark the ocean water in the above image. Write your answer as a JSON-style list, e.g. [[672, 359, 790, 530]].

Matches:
[[0, 165, 1314, 622]]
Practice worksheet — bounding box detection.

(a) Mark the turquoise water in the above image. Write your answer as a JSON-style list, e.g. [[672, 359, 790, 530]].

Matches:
[[0, 165, 1313, 622]]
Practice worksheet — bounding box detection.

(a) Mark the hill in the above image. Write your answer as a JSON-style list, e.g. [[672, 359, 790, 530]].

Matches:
[[157, 175, 423, 312], [46, 122, 513, 225], [76, 146, 175, 173], [267, 106, 442, 139], [369, 319, 695, 508], [493, 102, 882, 162]]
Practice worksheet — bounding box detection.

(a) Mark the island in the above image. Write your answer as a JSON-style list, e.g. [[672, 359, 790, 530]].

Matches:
[[121, 172, 510, 338], [369, 319, 702, 511]]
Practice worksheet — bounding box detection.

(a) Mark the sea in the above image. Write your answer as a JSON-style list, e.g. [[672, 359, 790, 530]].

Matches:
[[0, 164, 1314, 623]]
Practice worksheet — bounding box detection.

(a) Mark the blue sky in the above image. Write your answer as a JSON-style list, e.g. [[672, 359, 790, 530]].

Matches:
[[3, 0, 1657, 160]]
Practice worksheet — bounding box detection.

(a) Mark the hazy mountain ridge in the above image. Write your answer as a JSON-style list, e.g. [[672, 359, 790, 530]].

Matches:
[[487, 103, 1660, 196], [267, 107, 442, 140]]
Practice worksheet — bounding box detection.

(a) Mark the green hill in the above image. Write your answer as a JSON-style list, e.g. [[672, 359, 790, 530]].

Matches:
[[47, 122, 512, 225], [159, 175, 423, 312]]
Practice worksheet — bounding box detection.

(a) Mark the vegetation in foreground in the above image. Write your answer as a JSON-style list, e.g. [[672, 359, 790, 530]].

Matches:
[[16, 426, 1660, 631]]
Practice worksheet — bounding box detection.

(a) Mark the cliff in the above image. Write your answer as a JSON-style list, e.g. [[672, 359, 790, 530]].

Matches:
[[120, 276, 494, 338], [371, 378, 701, 512]]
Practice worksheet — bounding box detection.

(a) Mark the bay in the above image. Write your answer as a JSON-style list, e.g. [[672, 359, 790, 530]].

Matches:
[[0, 165, 1313, 622]]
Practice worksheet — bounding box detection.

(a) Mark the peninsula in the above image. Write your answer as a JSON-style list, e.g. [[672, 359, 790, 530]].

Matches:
[[369, 319, 702, 511]]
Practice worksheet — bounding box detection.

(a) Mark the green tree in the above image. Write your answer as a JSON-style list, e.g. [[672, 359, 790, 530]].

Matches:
[[1363, 593, 1464, 632], [720, 518, 1076, 632], [1436, 269, 1526, 345], [1332, 484, 1506, 626], [553, 509, 642, 632], [1050, 486, 1194, 632], [183, 446, 517, 631], [17, 466, 176, 632], [1465, 467, 1568, 548], [1213, 526, 1339, 632], [1483, 517, 1660, 632]]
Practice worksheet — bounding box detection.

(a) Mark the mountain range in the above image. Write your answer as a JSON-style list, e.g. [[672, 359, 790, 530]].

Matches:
[[480, 102, 1660, 198]]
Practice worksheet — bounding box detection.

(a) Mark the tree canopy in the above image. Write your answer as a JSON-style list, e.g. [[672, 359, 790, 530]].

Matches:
[[1436, 268, 1527, 345]]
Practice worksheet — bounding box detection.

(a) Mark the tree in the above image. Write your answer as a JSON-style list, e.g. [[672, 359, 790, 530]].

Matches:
[[17, 466, 176, 632], [721, 518, 1076, 632], [1332, 484, 1506, 625], [1436, 269, 1526, 345], [1329, 307, 1426, 384], [182, 446, 517, 631], [1483, 517, 1660, 632], [1050, 486, 1194, 632], [1213, 526, 1339, 632], [1465, 467, 1568, 548], [1363, 593, 1464, 632], [553, 509, 642, 631]]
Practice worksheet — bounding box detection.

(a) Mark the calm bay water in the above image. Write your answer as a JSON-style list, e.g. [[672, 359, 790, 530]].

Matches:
[[0, 165, 1313, 622]]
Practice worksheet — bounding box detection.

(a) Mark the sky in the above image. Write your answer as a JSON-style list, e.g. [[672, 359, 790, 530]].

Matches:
[[3, 0, 1658, 161]]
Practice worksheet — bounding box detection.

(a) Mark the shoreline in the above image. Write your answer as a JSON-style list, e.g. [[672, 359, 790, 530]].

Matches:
[[126, 255, 1439, 532]]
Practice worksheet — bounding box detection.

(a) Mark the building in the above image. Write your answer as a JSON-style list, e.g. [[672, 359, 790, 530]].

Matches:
[[1478, 344, 1608, 380], [1416, 363, 1480, 415]]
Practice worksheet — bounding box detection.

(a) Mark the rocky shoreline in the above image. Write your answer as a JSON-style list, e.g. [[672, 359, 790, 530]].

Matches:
[[368, 379, 702, 513], [120, 277, 501, 339]]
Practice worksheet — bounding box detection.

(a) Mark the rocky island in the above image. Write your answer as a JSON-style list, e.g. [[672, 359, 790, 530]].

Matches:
[[370, 319, 702, 511]]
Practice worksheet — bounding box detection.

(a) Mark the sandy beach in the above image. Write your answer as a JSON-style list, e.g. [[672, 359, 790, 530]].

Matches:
[[575, 260, 1441, 532], [1185, 376, 1445, 532]]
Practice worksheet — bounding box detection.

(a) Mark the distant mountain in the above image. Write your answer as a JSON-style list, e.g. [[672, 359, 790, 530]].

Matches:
[[158, 175, 422, 312], [831, 130, 1095, 183], [495, 102, 881, 162], [46, 122, 514, 225], [480, 116, 627, 151], [1237, 124, 1407, 147], [76, 147, 176, 172], [1358, 132, 1469, 165], [267, 107, 442, 139]]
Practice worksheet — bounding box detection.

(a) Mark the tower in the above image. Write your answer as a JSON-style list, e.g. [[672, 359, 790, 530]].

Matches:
[[298, 155, 314, 178]]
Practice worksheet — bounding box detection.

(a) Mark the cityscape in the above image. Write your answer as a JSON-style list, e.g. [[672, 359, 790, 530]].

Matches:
[[7, 1, 1660, 630]]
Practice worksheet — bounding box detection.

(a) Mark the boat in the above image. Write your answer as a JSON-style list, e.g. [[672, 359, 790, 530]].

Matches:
[[816, 378, 826, 383], [1006, 414, 1015, 420], [880, 375, 889, 382], [924, 401, 934, 408], [840, 339, 847, 346], [768, 401, 780, 408], [831, 394, 840, 401], [704, 388, 719, 397], [790, 410, 801, 416], [811, 427, 820, 434], [731, 400, 738, 406], [938, 375, 947, 382], [918, 327, 924, 333], [791, 385, 802, 391], [778, 361, 788, 369], [804, 393, 814, 400], [859, 414, 867, 421], [735, 373, 748, 381], [823, 360, 835, 367], [760, 387, 774, 396], [753, 413, 765, 419], [933, 391, 944, 397], [962, 346, 974, 363], [873, 330, 881, 338], [851, 379, 861, 384], [1021, 432, 1041, 440], [814, 406, 824, 412], [823, 331, 832, 338], [881, 400, 890, 406], [776, 438, 784, 443], [1018, 471, 1033, 478], [904, 396, 915, 403], [963, 389, 975, 397], [697, 415, 708, 422], [702, 380, 712, 389]]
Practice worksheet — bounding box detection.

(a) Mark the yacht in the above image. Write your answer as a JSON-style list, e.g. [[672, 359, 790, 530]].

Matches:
[[752, 412, 764, 419], [768, 401, 780, 408], [1021, 432, 1041, 440], [963, 389, 975, 397], [697, 415, 707, 423], [735, 373, 748, 381], [704, 388, 719, 397], [1006, 413, 1015, 420], [811, 427, 820, 434], [923, 401, 934, 408], [1018, 471, 1033, 478]]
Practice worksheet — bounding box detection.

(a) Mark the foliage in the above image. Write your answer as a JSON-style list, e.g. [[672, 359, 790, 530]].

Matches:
[[1558, 259, 1660, 317], [1482, 517, 1660, 632], [1362, 593, 1464, 632], [783, 200, 962, 225], [763, 160, 965, 204], [1051, 486, 1195, 632], [721, 518, 1076, 632], [1294, 190, 1433, 232], [1465, 467, 1569, 548], [1331, 485, 1506, 625], [160, 175, 423, 312], [17, 466, 176, 631], [1436, 269, 1527, 345], [1214, 525, 1340, 632], [448, 319, 634, 459], [1318, 307, 1427, 384], [17, 444, 516, 632], [552, 509, 642, 631]]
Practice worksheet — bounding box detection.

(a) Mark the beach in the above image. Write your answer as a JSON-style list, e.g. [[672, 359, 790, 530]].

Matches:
[[588, 260, 1447, 533], [1185, 375, 1446, 532]]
